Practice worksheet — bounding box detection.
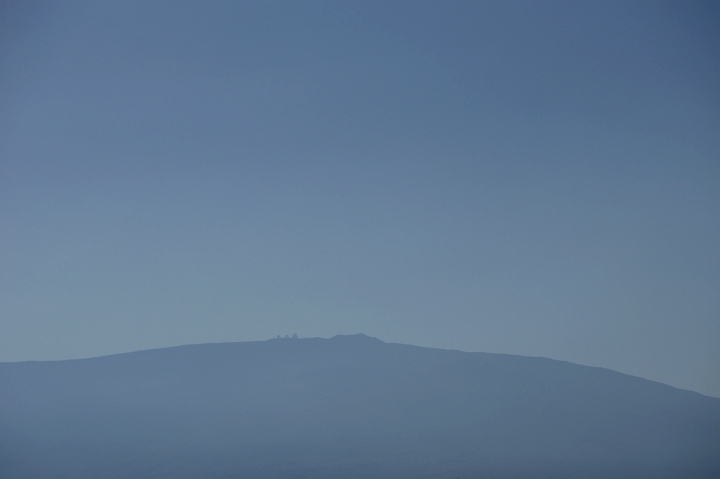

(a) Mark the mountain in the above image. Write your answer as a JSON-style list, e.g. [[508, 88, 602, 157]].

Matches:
[[1, 334, 718, 478]]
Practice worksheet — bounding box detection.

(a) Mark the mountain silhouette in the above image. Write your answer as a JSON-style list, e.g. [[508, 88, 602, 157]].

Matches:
[[1, 334, 718, 478]]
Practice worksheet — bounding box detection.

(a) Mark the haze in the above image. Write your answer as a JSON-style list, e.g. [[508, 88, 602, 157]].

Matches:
[[1, 1, 718, 397]]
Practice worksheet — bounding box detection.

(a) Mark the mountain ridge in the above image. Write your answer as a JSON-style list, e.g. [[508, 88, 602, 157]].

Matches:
[[2, 334, 718, 478], [6, 333, 710, 398]]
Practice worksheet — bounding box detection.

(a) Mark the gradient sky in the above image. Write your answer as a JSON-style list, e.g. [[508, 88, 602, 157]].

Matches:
[[1, 1, 718, 396]]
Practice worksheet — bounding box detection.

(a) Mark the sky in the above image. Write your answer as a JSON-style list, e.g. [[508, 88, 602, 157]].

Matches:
[[1, 0, 718, 397]]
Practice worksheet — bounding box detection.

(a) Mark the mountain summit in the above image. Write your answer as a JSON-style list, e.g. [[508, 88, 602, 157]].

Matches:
[[2, 335, 718, 478]]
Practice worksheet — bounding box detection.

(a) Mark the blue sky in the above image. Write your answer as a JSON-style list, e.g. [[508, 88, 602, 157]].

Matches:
[[1, 0, 718, 396]]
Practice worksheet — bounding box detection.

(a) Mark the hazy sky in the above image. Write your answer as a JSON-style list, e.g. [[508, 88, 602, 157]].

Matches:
[[1, 1, 718, 396]]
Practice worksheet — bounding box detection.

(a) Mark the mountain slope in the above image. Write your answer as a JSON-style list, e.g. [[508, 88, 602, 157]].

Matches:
[[1, 334, 718, 478]]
